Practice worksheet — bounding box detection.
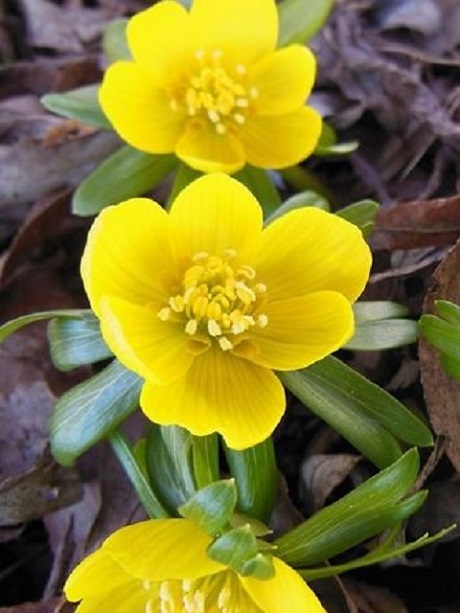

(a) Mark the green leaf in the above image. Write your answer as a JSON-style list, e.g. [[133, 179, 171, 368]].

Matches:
[[103, 18, 131, 62], [41, 85, 110, 130], [47, 311, 112, 371], [419, 314, 460, 360], [266, 190, 330, 225], [145, 425, 196, 514], [224, 438, 277, 523], [278, 0, 334, 46], [178, 479, 237, 536], [435, 300, 460, 325], [50, 361, 142, 465], [345, 319, 418, 351], [299, 525, 455, 580], [73, 146, 177, 215], [336, 199, 379, 238], [239, 553, 275, 580], [353, 301, 410, 323], [234, 165, 281, 218], [280, 369, 402, 469], [274, 449, 421, 566], [441, 354, 460, 381], [282, 357, 433, 451], [192, 434, 220, 489], [207, 525, 258, 571], [0, 309, 88, 344], [314, 122, 358, 156], [109, 430, 168, 519]]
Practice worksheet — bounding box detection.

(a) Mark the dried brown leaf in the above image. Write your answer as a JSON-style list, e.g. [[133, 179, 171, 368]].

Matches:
[[0, 453, 82, 526], [300, 453, 361, 513], [372, 195, 460, 250]]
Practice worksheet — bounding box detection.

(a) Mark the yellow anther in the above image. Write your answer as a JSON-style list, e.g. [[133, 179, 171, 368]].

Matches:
[[231, 320, 247, 335], [193, 251, 209, 262], [235, 97, 249, 108], [235, 63, 247, 75], [235, 282, 256, 305], [143, 580, 152, 591], [238, 265, 256, 280], [207, 109, 220, 123], [193, 296, 209, 319], [219, 336, 233, 351], [224, 248, 237, 259], [185, 319, 198, 335], [208, 319, 222, 337], [258, 314, 268, 328], [254, 282, 267, 294], [207, 301, 222, 320], [249, 86, 259, 99], [216, 122, 227, 135], [233, 113, 246, 125], [157, 307, 171, 321], [169, 296, 185, 312]]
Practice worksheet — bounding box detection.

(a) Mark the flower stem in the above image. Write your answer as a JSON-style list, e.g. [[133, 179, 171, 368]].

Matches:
[[109, 429, 169, 518], [192, 433, 220, 489]]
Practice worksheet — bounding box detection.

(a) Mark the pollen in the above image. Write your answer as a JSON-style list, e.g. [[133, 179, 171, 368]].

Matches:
[[158, 250, 268, 353], [170, 49, 253, 135]]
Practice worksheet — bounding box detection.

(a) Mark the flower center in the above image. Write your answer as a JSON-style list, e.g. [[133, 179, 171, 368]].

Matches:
[[158, 250, 268, 353], [143, 571, 263, 612], [170, 49, 259, 135]]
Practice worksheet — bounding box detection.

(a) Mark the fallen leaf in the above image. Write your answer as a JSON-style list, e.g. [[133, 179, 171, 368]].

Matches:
[[372, 195, 460, 250], [0, 452, 82, 526], [300, 453, 361, 513]]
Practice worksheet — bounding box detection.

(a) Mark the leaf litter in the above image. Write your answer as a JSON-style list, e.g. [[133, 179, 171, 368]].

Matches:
[[1, 0, 460, 611]]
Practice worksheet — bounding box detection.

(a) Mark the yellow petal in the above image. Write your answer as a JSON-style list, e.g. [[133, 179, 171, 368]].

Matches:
[[73, 582, 147, 613], [65, 549, 132, 602], [241, 106, 322, 169], [255, 207, 372, 303], [249, 46, 317, 115], [175, 122, 246, 174], [241, 557, 327, 613], [251, 292, 354, 370], [141, 347, 285, 450], [104, 519, 224, 581], [81, 198, 174, 317], [127, 1, 191, 80], [169, 174, 262, 264], [189, 0, 277, 65], [99, 296, 193, 385], [99, 61, 184, 153]]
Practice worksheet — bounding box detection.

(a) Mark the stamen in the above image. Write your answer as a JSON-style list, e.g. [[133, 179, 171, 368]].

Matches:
[[157, 307, 171, 321], [235, 64, 247, 75], [159, 251, 268, 353], [257, 314, 268, 328], [233, 113, 246, 125], [195, 49, 205, 61], [219, 336, 234, 351], [235, 97, 249, 108], [208, 109, 220, 123], [249, 86, 259, 99], [208, 319, 222, 337], [216, 122, 227, 135], [185, 319, 198, 335]]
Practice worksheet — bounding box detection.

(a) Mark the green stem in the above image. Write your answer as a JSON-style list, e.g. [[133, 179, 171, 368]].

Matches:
[[192, 434, 220, 489], [109, 430, 169, 518]]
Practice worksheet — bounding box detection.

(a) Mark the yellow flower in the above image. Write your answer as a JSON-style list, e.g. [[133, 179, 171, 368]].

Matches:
[[64, 518, 327, 612], [99, 0, 322, 174], [82, 174, 371, 449]]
